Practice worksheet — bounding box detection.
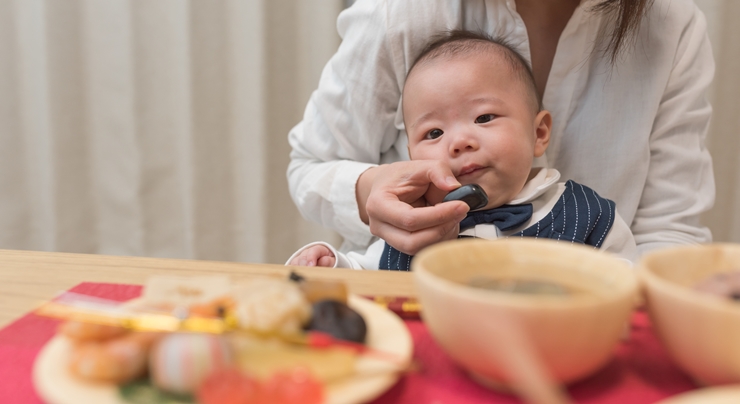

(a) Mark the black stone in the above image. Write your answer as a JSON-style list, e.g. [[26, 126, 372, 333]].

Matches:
[[443, 184, 489, 211], [306, 299, 367, 343]]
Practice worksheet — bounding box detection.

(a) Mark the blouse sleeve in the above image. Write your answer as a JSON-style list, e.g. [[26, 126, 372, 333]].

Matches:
[[631, 3, 716, 255], [286, 0, 406, 250], [600, 209, 638, 264]]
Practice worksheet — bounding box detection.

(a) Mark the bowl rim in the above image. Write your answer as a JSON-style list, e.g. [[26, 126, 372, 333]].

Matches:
[[412, 238, 639, 310], [638, 243, 740, 315]]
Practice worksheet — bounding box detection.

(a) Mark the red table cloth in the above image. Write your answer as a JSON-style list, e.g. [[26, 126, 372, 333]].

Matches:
[[0, 282, 697, 404]]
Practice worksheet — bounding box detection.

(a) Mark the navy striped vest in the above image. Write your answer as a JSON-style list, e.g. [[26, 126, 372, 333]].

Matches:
[[379, 180, 616, 271]]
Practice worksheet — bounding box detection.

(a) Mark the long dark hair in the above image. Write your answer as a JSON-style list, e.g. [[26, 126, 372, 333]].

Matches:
[[593, 0, 655, 63]]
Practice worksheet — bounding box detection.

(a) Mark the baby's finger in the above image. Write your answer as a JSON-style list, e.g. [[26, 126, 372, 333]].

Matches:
[[317, 255, 336, 267], [289, 255, 308, 266], [304, 245, 334, 266]]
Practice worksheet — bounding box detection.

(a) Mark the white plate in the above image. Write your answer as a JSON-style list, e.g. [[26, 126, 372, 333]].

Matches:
[[33, 295, 413, 404], [655, 386, 740, 404]]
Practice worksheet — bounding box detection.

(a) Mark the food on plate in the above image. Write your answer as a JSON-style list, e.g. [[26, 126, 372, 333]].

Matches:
[[59, 320, 128, 342], [261, 367, 325, 404], [149, 333, 234, 394], [197, 366, 323, 404], [142, 275, 232, 308], [68, 331, 161, 383], [39, 271, 399, 402], [230, 333, 356, 382], [188, 296, 237, 319], [232, 278, 312, 336], [197, 368, 264, 404], [289, 272, 349, 304], [306, 299, 367, 343], [694, 270, 740, 301]]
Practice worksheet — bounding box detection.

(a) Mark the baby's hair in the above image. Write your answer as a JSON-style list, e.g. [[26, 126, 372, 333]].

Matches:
[[407, 30, 541, 112]]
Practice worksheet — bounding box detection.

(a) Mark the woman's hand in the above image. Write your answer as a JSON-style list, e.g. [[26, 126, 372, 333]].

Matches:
[[357, 160, 470, 255]]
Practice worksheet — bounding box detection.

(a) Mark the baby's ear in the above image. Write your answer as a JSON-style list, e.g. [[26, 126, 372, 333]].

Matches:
[[533, 110, 552, 158]]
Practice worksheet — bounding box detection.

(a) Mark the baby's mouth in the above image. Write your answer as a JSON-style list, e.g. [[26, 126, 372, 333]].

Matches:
[[458, 165, 485, 177]]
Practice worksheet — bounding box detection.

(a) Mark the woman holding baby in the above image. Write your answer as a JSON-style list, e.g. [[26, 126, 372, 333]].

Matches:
[[287, 0, 714, 266]]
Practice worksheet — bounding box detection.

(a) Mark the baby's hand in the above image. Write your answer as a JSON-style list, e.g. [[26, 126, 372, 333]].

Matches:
[[289, 245, 336, 267]]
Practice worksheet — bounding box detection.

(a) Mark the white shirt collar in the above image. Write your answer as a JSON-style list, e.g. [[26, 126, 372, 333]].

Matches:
[[508, 167, 561, 205]]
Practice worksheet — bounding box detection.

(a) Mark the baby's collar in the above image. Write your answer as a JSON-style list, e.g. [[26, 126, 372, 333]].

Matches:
[[508, 168, 561, 205]]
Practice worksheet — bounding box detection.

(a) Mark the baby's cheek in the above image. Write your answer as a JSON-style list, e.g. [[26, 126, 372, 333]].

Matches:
[[407, 144, 437, 161]]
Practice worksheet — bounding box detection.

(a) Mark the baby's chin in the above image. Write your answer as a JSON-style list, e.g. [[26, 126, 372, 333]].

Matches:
[[478, 187, 521, 210]]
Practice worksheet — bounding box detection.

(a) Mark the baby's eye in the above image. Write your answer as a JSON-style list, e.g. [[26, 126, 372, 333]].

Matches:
[[426, 128, 444, 139], [475, 114, 495, 124]]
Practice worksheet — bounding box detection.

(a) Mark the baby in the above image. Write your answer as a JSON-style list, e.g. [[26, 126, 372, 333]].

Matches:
[[287, 30, 636, 270]]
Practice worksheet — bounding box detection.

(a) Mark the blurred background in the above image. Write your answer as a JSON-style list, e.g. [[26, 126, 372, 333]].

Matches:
[[0, 0, 737, 265]]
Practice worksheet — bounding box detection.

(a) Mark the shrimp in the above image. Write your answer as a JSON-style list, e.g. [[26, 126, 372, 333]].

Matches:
[[59, 320, 128, 342], [69, 332, 161, 383]]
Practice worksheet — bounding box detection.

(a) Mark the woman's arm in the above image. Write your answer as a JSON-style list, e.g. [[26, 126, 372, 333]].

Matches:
[[600, 209, 638, 264], [288, 0, 469, 253], [287, 0, 404, 249]]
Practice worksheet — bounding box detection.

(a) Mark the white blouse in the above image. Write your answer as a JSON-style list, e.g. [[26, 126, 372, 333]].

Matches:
[[287, 0, 715, 257]]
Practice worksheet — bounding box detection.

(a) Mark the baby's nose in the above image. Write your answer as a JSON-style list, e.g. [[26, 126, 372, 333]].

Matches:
[[450, 130, 479, 154]]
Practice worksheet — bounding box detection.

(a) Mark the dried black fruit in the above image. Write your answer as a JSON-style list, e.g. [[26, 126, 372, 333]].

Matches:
[[306, 299, 367, 344]]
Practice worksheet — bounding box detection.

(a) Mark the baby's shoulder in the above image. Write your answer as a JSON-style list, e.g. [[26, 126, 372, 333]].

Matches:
[[554, 180, 615, 206]]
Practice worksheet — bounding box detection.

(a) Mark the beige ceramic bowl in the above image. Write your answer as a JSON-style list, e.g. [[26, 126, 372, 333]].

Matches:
[[412, 238, 638, 388], [655, 385, 740, 404], [639, 243, 740, 386]]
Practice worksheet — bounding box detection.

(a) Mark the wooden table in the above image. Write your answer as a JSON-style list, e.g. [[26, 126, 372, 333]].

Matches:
[[0, 249, 416, 328]]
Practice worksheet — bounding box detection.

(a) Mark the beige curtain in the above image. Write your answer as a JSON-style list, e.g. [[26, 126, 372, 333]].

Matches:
[[0, 0, 738, 265], [0, 0, 341, 264], [697, 0, 740, 243]]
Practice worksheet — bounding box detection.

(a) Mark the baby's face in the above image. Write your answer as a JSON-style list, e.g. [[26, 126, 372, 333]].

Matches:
[[403, 53, 548, 210]]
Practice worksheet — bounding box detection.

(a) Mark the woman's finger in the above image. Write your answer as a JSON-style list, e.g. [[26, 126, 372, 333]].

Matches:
[[372, 208, 463, 255], [370, 199, 468, 234], [363, 160, 469, 255]]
